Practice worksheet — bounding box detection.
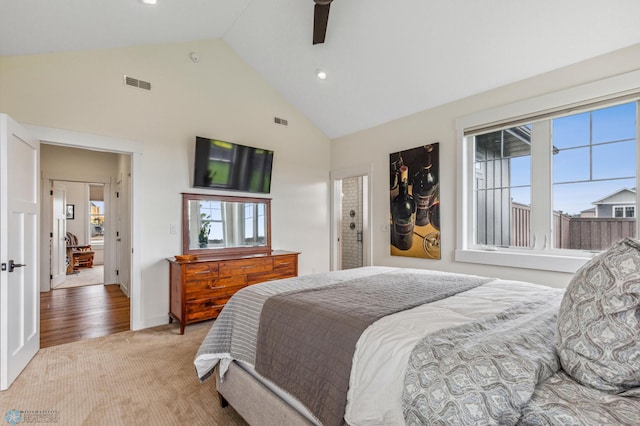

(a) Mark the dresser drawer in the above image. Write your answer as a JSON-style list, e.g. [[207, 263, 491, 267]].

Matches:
[[184, 287, 244, 322], [247, 269, 295, 285], [185, 302, 225, 322], [219, 257, 273, 276], [273, 254, 297, 268], [185, 276, 247, 300], [273, 255, 297, 273], [185, 262, 219, 280]]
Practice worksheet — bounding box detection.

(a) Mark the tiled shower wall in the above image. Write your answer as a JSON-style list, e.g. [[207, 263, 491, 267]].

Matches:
[[341, 176, 363, 269]]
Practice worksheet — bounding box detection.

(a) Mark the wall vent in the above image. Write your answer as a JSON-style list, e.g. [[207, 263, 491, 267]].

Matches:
[[124, 75, 152, 91], [274, 117, 288, 126]]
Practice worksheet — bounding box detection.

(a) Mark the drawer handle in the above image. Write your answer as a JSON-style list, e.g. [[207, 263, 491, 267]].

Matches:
[[278, 262, 290, 266], [210, 285, 226, 289], [195, 270, 211, 274]]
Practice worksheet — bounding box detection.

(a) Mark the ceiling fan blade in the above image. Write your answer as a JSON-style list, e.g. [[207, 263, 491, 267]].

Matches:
[[313, 3, 331, 45]]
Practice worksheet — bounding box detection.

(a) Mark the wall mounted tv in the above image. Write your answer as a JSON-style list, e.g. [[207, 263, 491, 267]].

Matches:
[[193, 136, 274, 194]]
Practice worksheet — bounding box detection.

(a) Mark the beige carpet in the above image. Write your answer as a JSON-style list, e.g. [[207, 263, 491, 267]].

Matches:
[[54, 265, 104, 289], [0, 321, 247, 426]]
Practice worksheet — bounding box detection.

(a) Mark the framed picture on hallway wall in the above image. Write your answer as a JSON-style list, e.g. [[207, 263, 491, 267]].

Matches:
[[66, 204, 75, 220], [389, 143, 440, 259]]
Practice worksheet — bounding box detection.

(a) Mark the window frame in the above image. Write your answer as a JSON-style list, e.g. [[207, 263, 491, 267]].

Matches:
[[612, 205, 636, 218], [456, 70, 640, 273], [627, 206, 636, 218], [88, 184, 105, 248], [89, 200, 105, 246], [198, 200, 225, 247]]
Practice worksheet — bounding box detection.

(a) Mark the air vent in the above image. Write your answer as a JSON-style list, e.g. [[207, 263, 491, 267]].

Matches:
[[274, 117, 288, 126], [124, 75, 152, 91]]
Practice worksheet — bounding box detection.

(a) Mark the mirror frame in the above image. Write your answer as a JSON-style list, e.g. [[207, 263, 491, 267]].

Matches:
[[182, 192, 272, 257]]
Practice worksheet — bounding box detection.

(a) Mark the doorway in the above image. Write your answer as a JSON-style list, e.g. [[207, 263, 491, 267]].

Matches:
[[340, 176, 365, 269], [331, 164, 372, 271], [27, 122, 142, 334], [39, 142, 122, 292], [40, 144, 131, 346], [50, 180, 108, 290]]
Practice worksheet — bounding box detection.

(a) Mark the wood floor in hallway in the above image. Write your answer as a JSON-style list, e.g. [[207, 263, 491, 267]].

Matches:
[[40, 284, 130, 348]]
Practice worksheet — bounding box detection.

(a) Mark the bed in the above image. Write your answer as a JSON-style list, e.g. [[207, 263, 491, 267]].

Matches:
[[194, 238, 640, 425]]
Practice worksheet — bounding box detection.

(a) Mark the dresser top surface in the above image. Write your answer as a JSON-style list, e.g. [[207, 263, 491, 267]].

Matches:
[[168, 250, 299, 264]]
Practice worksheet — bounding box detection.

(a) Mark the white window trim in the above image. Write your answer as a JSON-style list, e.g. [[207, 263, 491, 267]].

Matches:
[[456, 70, 640, 273], [627, 206, 636, 218], [612, 205, 636, 218]]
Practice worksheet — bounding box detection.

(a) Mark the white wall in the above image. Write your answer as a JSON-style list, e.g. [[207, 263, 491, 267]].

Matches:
[[63, 182, 89, 244], [331, 43, 640, 288], [0, 39, 332, 328]]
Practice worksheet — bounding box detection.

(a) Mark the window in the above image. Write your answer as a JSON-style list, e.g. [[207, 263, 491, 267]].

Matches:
[[552, 103, 637, 251], [244, 202, 266, 244], [473, 125, 532, 248], [613, 205, 635, 218], [470, 102, 637, 253], [457, 71, 640, 273], [199, 201, 224, 246], [89, 184, 105, 245]]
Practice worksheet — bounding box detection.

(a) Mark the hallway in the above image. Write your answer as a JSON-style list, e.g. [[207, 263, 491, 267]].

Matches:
[[40, 284, 130, 348]]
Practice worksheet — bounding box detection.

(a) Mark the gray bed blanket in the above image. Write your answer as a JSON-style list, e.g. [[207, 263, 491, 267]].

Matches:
[[402, 289, 640, 425], [195, 267, 400, 382], [403, 291, 563, 425], [254, 269, 491, 426], [521, 370, 640, 425]]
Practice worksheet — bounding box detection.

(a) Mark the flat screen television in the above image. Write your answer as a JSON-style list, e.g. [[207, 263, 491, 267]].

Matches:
[[193, 136, 274, 194]]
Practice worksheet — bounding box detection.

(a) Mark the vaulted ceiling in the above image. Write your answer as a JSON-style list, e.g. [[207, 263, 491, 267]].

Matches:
[[1, 0, 639, 138]]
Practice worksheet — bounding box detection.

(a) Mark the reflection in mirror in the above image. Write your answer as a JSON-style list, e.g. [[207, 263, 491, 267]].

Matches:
[[188, 200, 267, 250], [182, 193, 271, 256]]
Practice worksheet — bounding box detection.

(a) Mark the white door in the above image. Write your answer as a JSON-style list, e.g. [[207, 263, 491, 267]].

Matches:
[[115, 181, 122, 288], [51, 183, 67, 288], [115, 176, 131, 296], [0, 114, 40, 390]]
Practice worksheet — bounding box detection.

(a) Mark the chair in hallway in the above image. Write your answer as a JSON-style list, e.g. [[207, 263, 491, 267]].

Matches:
[[65, 232, 94, 273]]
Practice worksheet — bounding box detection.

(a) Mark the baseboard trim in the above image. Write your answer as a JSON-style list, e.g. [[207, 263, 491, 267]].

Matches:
[[138, 314, 171, 331]]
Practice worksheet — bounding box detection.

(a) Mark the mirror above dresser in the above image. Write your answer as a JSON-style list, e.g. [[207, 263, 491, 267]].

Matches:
[[170, 193, 299, 334], [182, 193, 271, 257]]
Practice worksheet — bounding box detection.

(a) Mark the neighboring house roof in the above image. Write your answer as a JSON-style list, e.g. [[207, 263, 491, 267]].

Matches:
[[580, 207, 596, 213], [592, 187, 636, 205]]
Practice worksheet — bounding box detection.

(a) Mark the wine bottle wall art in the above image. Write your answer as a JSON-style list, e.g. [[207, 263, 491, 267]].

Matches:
[[389, 142, 440, 259]]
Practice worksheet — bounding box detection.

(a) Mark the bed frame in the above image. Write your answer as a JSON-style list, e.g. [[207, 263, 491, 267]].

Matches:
[[216, 362, 315, 426]]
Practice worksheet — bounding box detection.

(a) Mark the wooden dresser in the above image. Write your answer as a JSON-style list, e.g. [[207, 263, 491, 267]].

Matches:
[[168, 250, 299, 334]]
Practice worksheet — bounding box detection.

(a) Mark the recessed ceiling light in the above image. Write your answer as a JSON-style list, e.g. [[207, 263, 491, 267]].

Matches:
[[140, 0, 157, 5], [315, 69, 327, 80]]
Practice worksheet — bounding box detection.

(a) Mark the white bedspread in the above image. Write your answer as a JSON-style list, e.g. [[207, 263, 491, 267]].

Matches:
[[345, 279, 561, 425]]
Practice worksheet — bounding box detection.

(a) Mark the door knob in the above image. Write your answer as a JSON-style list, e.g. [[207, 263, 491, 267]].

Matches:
[[8, 260, 26, 272]]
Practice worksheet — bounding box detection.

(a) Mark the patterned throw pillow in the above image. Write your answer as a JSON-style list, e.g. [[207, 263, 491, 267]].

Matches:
[[556, 238, 640, 395]]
